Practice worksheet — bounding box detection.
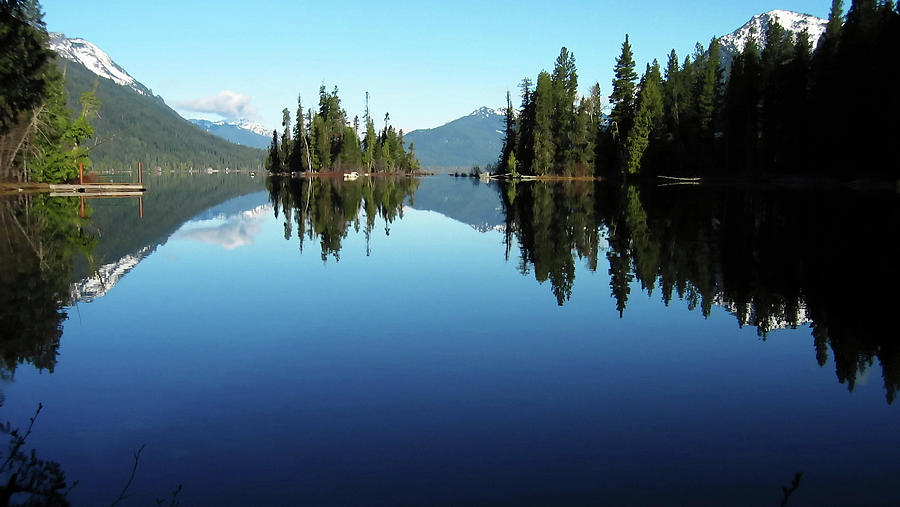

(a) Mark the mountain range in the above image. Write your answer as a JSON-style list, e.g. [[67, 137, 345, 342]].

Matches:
[[189, 118, 272, 150], [49, 33, 264, 171], [49, 9, 826, 172]]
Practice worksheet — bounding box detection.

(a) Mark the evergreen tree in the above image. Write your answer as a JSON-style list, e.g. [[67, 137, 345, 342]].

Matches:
[[662, 49, 684, 134], [500, 90, 516, 172], [610, 34, 638, 143], [551, 46, 578, 170], [310, 114, 330, 169], [823, 0, 845, 50], [266, 130, 280, 172], [362, 92, 377, 171], [289, 95, 310, 172], [696, 38, 723, 134], [532, 71, 556, 175], [624, 61, 663, 175], [0, 0, 54, 136], [515, 77, 535, 173], [280, 108, 292, 170]]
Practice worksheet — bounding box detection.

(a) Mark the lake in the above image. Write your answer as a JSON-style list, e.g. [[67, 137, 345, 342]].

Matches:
[[1, 173, 898, 506]]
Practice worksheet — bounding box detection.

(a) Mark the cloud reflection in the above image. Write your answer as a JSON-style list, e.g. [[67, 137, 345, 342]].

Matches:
[[175, 204, 270, 250]]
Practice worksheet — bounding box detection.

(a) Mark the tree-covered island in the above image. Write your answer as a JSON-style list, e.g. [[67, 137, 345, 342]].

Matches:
[[265, 87, 421, 175]]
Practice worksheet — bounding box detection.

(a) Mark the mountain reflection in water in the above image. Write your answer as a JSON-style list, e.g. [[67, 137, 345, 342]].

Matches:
[[1, 175, 898, 505]]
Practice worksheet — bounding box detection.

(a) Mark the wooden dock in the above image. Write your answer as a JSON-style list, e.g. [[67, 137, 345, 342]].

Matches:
[[1, 182, 146, 197], [49, 183, 146, 197]]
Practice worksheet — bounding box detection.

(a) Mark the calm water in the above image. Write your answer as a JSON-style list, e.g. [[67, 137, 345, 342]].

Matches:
[[1, 174, 898, 506]]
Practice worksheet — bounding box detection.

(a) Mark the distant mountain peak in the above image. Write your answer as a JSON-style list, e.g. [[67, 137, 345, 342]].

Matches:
[[469, 106, 506, 118], [49, 32, 153, 96], [719, 10, 827, 54], [229, 118, 271, 137], [189, 118, 271, 149]]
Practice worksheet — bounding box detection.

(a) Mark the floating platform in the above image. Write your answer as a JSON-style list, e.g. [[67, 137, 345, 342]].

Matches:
[[1, 182, 146, 196]]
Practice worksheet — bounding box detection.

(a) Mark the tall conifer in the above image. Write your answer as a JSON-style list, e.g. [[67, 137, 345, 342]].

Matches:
[[610, 35, 638, 143]]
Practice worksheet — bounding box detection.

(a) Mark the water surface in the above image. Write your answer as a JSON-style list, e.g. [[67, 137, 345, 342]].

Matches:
[[1, 174, 898, 506]]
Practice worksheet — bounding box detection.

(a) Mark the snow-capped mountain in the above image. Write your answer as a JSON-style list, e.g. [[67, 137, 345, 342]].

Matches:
[[189, 118, 271, 149], [469, 106, 507, 119], [230, 118, 271, 137], [49, 32, 153, 97], [719, 10, 827, 55], [70, 246, 153, 303]]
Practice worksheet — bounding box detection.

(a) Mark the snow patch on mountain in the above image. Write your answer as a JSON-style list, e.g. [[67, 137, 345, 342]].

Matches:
[[49, 32, 152, 96], [229, 119, 271, 137], [192, 118, 272, 137], [70, 246, 152, 303], [469, 106, 506, 118], [719, 10, 827, 55]]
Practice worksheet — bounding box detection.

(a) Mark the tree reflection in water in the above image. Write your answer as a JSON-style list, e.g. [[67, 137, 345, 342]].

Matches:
[[1, 194, 98, 505], [265, 175, 419, 261], [500, 180, 900, 403]]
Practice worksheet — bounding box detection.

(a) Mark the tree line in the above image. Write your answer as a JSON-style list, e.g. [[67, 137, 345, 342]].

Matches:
[[498, 0, 899, 179], [0, 0, 100, 183], [265, 87, 420, 174]]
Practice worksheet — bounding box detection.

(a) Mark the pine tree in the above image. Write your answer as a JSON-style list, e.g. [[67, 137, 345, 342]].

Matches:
[[551, 46, 578, 170], [515, 77, 535, 173], [662, 49, 684, 134], [500, 90, 516, 172], [289, 94, 310, 172], [532, 71, 556, 175], [823, 0, 845, 50], [280, 108, 292, 170], [362, 92, 377, 171], [610, 34, 639, 143], [266, 130, 281, 172], [696, 38, 723, 134], [624, 61, 663, 175]]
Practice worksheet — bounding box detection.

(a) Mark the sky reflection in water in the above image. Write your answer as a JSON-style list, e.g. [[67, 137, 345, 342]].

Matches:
[[1, 177, 898, 506]]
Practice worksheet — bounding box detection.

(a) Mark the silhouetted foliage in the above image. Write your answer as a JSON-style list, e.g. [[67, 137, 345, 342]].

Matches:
[[265, 175, 419, 260], [499, 179, 900, 402], [499, 1, 900, 180]]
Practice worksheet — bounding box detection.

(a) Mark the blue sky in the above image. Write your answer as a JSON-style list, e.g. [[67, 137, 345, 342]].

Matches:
[[42, 0, 830, 133]]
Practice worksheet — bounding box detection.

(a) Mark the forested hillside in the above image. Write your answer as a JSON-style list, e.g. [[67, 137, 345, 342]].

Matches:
[[61, 59, 264, 171], [404, 107, 505, 169]]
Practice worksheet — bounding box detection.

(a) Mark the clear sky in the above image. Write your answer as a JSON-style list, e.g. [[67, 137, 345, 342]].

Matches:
[[41, 0, 830, 133]]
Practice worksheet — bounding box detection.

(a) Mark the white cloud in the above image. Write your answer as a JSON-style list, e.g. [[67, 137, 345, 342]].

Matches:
[[175, 90, 260, 120]]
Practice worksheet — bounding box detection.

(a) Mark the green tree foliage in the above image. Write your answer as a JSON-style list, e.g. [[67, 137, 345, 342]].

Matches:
[[265, 129, 281, 172], [531, 71, 556, 175], [0, 1, 107, 183], [514, 77, 535, 173], [610, 35, 638, 143], [624, 61, 663, 174], [0, 0, 53, 136], [1, 193, 96, 375], [61, 61, 262, 173], [265, 174, 419, 260], [288, 95, 310, 172], [551, 47, 578, 169], [272, 87, 418, 173], [280, 108, 292, 169], [498, 1, 899, 180], [499, 91, 516, 173]]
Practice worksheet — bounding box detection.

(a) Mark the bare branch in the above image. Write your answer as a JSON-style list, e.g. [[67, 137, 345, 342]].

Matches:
[[109, 444, 146, 507]]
